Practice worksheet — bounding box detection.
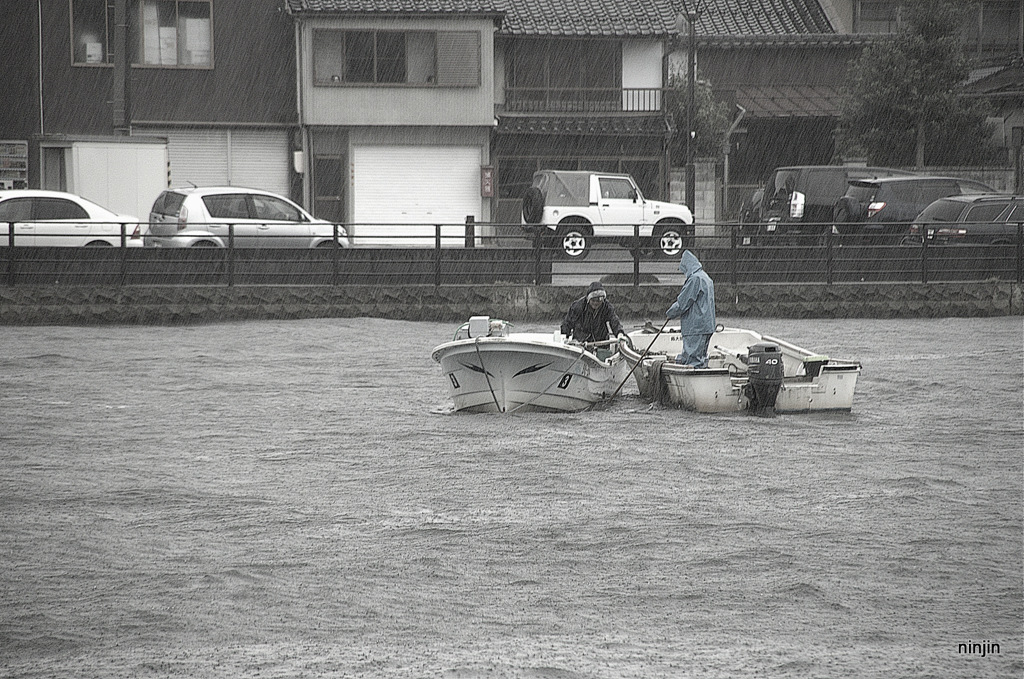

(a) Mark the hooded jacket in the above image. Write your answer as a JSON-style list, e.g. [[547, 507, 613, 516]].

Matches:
[[666, 250, 716, 335], [561, 282, 623, 342]]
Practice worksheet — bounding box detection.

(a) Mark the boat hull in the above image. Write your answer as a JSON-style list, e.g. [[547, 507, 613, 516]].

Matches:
[[623, 326, 861, 414], [433, 335, 630, 413]]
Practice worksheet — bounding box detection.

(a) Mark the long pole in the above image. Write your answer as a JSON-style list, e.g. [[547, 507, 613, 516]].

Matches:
[[685, 11, 697, 212], [609, 318, 671, 400]]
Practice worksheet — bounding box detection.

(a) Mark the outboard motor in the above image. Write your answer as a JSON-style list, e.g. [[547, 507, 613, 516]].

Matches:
[[744, 343, 784, 417]]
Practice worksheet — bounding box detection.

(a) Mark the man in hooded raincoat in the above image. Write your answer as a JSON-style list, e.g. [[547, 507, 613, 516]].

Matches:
[[666, 250, 716, 367], [561, 281, 624, 344]]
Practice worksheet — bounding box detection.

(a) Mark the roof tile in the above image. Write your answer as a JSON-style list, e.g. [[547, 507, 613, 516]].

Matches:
[[285, 0, 835, 38]]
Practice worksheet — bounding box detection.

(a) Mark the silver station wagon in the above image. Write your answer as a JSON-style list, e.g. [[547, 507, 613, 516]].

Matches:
[[147, 186, 349, 248]]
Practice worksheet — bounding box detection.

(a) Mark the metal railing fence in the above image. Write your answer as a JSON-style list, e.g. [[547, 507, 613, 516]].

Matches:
[[2, 221, 1022, 287]]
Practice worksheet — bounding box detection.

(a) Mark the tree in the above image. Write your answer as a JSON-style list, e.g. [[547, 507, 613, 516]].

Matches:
[[836, 0, 997, 167], [666, 71, 732, 166]]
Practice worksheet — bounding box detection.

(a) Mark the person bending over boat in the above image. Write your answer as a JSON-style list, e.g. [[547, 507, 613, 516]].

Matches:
[[561, 282, 625, 356], [666, 250, 716, 367]]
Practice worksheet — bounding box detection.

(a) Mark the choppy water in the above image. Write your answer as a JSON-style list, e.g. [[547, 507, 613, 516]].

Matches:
[[0, 315, 1021, 678]]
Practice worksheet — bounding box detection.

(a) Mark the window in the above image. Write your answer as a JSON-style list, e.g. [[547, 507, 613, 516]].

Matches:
[[856, 1, 899, 34], [251, 195, 302, 222], [965, 203, 1011, 222], [35, 198, 89, 220], [0, 198, 33, 222], [135, 0, 212, 67], [599, 177, 635, 200], [72, 0, 114, 64], [507, 39, 620, 110], [965, 1, 1022, 56], [312, 30, 479, 86], [203, 194, 249, 219]]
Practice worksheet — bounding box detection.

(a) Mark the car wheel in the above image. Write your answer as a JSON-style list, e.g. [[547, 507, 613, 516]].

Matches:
[[85, 240, 113, 247], [191, 240, 217, 247], [522, 187, 545, 225], [653, 220, 689, 259], [555, 222, 591, 260], [832, 201, 856, 237], [316, 241, 336, 248]]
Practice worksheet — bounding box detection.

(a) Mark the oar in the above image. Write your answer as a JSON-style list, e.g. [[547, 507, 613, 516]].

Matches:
[[609, 318, 671, 400]]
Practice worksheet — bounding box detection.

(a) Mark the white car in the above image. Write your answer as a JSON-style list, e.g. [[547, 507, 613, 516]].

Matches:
[[0, 190, 143, 247], [146, 186, 349, 248], [521, 170, 694, 259]]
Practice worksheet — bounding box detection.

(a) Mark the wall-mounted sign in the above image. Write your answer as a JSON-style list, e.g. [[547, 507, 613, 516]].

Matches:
[[481, 165, 493, 198]]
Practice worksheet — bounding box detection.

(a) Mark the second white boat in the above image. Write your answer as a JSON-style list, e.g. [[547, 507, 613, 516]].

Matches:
[[622, 323, 861, 415]]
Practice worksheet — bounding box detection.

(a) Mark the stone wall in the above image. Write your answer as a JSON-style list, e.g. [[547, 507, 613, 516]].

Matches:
[[0, 282, 1019, 325]]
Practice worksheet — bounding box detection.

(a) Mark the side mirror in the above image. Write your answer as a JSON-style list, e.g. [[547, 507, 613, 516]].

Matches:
[[629, 189, 638, 203]]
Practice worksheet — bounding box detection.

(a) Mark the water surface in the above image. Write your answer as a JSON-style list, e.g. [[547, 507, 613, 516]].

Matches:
[[1, 316, 1020, 678]]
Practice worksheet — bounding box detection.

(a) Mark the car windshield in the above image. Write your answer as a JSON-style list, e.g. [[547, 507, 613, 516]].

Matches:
[[769, 170, 799, 195]]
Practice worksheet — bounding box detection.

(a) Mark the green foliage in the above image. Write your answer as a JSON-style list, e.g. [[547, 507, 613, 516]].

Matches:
[[666, 71, 733, 164], [836, 0, 997, 166]]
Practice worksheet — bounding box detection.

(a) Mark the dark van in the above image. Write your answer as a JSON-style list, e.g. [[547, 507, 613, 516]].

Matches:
[[740, 165, 913, 244]]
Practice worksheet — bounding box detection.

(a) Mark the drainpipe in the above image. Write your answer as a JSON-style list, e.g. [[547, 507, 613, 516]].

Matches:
[[37, 0, 44, 137], [293, 16, 310, 210], [112, 0, 129, 134]]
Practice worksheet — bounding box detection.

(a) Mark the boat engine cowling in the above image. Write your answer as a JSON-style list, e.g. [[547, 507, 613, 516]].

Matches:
[[745, 343, 784, 417]]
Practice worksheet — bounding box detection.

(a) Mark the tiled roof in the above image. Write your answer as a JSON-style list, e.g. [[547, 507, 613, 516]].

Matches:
[[284, 0, 506, 16], [684, 0, 834, 37], [496, 115, 671, 136], [733, 85, 843, 118], [285, 0, 837, 38], [498, 0, 680, 37]]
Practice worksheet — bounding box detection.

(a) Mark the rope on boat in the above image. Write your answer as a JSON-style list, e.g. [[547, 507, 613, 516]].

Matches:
[[474, 338, 503, 413], [610, 318, 670, 401]]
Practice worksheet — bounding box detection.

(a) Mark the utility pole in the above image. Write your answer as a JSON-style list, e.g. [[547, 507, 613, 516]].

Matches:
[[685, 10, 697, 212]]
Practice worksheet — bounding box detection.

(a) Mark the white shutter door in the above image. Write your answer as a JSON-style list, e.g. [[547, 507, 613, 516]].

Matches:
[[230, 130, 289, 195], [352, 145, 480, 246], [158, 129, 229, 187], [353, 146, 480, 221], [147, 129, 289, 195]]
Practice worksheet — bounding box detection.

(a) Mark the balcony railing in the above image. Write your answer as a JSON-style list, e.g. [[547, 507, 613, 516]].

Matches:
[[503, 87, 664, 113]]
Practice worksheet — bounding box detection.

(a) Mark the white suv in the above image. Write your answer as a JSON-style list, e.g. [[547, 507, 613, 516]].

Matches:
[[147, 186, 349, 248], [520, 170, 693, 259]]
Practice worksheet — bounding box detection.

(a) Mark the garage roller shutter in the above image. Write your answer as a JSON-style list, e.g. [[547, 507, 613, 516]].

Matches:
[[352, 145, 481, 246], [147, 128, 289, 195]]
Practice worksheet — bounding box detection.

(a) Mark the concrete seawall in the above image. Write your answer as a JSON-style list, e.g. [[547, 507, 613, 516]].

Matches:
[[0, 282, 1020, 325]]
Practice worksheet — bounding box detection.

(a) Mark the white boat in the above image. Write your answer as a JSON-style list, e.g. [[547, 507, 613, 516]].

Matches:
[[621, 323, 861, 415], [432, 316, 631, 413]]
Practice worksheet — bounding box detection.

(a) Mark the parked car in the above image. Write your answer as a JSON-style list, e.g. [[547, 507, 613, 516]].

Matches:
[[0, 189, 143, 247], [520, 170, 693, 259], [740, 165, 914, 244], [147, 187, 349, 248], [907, 194, 1024, 245], [833, 176, 996, 240]]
